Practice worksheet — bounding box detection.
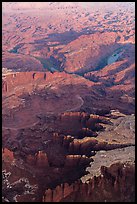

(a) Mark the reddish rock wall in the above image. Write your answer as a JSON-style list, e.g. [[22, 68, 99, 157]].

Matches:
[[42, 162, 135, 202], [2, 71, 70, 94]]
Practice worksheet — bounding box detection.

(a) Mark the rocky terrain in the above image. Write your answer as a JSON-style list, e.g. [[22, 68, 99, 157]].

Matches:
[[2, 72, 135, 202], [2, 2, 135, 203], [2, 2, 135, 72]]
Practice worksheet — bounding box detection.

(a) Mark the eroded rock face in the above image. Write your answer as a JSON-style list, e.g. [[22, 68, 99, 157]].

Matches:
[[2, 71, 135, 202], [2, 71, 134, 131], [2, 110, 135, 202], [43, 161, 134, 202]]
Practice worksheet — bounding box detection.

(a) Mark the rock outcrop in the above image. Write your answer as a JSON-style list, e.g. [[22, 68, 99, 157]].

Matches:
[[42, 161, 135, 202]]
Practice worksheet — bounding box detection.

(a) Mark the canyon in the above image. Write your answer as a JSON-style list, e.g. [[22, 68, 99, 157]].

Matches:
[[2, 2, 135, 203]]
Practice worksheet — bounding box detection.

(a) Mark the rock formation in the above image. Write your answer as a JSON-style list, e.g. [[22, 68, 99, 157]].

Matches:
[[2, 2, 135, 202], [43, 161, 135, 202]]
